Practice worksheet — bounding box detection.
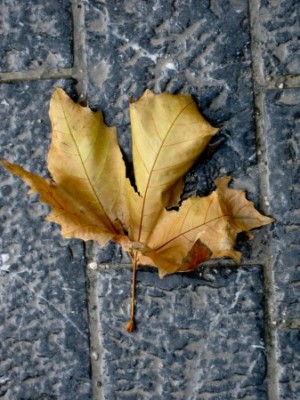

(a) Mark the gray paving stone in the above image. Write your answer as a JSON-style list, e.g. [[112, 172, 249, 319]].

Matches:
[[0, 1, 73, 72], [90, 265, 267, 399], [277, 329, 300, 399], [0, 81, 91, 399], [85, 0, 255, 174], [259, 0, 300, 76], [264, 88, 300, 320], [85, 0, 268, 264]]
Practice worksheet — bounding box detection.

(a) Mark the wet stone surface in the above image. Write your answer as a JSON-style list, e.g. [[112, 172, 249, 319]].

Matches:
[[85, 0, 257, 186], [264, 88, 300, 321], [0, 81, 91, 399], [85, 0, 266, 266], [259, 0, 300, 76], [0, 0, 73, 72], [91, 265, 267, 400], [0, 0, 299, 398]]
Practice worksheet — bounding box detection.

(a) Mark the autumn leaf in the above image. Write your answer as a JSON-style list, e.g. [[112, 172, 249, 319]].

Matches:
[[1, 88, 274, 332]]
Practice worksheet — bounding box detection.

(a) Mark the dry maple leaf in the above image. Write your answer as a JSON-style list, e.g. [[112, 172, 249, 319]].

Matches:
[[1, 88, 274, 332]]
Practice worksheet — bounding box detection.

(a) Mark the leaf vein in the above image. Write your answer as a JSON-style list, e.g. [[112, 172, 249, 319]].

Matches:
[[58, 94, 117, 234]]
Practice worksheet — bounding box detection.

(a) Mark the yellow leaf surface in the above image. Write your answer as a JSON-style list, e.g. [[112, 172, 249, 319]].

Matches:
[[1, 161, 125, 244], [133, 176, 274, 277], [128, 89, 217, 244], [1, 88, 129, 245]]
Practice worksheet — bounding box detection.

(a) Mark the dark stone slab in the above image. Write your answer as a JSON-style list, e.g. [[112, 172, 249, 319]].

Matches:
[[0, 0, 73, 72], [259, 0, 300, 76], [264, 88, 300, 320], [277, 329, 300, 399], [85, 0, 267, 264], [85, 0, 255, 173], [91, 265, 266, 399], [0, 81, 91, 399]]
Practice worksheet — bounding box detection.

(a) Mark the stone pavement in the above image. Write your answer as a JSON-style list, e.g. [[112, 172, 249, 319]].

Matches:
[[0, 0, 299, 399]]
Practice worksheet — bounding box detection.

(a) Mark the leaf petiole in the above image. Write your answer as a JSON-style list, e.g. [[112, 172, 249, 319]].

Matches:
[[126, 252, 138, 333]]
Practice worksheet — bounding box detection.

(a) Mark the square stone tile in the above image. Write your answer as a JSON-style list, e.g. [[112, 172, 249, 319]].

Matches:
[[90, 265, 267, 399], [0, 1, 73, 72], [265, 88, 300, 320], [277, 329, 300, 399], [259, 0, 300, 76], [85, 0, 267, 265], [85, 0, 256, 178]]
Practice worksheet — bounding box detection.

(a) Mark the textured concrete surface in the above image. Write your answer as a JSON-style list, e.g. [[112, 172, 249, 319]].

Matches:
[[89, 265, 266, 400], [0, 1, 73, 72], [0, 0, 299, 399], [277, 329, 300, 399], [0, 81, 91, 399], [85, 0, 264, 265], [265, 88, 300, 321], [86, 0, 256, 179], [259, 0, 300, 76]]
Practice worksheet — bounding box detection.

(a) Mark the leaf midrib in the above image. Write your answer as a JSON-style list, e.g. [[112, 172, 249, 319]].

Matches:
[[155, 214, 225, 250], [58, 95, 118, 234], [154, 213, 256, 252], [137, 100, 194, 241]]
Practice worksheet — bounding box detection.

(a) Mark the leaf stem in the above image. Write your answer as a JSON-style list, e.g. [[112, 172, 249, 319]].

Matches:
[[126, 252, 138, 333]]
